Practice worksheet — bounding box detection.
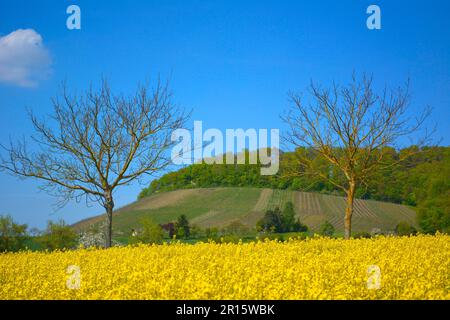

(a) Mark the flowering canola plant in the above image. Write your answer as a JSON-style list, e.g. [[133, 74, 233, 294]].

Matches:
[[0, 234, 448, 299]]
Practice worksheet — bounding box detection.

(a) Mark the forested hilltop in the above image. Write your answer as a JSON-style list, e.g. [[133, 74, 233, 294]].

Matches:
[[140, 146, 450, 233]]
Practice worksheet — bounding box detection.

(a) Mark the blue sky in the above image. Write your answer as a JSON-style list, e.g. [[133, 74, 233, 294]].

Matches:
[[0, 0, 449, 228]]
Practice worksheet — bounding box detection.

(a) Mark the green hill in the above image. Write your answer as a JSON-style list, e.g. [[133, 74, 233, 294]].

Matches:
[[73, 187, 417, 234]]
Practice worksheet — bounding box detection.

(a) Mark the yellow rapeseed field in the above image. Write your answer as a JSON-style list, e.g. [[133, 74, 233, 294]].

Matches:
[[0, 234, 449, 299]]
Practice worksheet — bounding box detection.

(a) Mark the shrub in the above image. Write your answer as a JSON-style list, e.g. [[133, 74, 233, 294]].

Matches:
[[0, 215, 28, 252], [281, 202, 296, 232], [189, 225, 203, 239], [260, 233, 285, 242], [160, 222, 176, 238], [223, 221, 249, 236], [205, 227, 219, 240], [40, 220, 77, 250], [133, 218, 164, 244], [417, 205, 450, 234], [257, 203, 309, 234], [292, 219, 308, 232], [319, 221, 335, 237], [395, 221, 417, 236], [256, 207, 283, 233], [220, 234, 241, 243], [175, 215, 190, 239], [353, 231, 371, 239]]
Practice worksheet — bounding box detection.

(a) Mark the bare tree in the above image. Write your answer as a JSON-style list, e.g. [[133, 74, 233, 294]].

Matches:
[[0, 79, 189, 247], [282, 74, 431, 239]]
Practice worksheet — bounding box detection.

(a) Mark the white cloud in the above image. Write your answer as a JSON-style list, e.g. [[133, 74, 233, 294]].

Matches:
[[0, 29, 52, 87]]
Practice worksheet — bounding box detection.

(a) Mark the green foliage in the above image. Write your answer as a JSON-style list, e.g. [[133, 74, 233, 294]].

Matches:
[[175, 214, 190, 239], [189, 225, 203, 239], [140, 146, 450, 234], [257, 207, 283, 233], [319, 221, 335, 237], [352, 231, 371, 239], [395, 221, 417, 236], [219, 234, 241, 243], [368, 147, 450, 234], [223, 221, 249, 237], [417, 205, 450, 234], [205, 227, 219, 240], [259, 233, 285, 242], [281, 202, 296, 232], [39, 220, 78, 251], [0, 215, 28, 252], [132, 218, 164, 244], [257, 203, 308, 233], [282, 201, 308, 232]]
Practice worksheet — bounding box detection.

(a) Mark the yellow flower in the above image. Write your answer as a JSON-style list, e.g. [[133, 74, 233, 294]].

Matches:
[[0, 234, 448, 300]]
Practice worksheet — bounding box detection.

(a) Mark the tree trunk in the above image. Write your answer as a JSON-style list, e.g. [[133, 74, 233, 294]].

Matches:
[[344, 181, 356, 240], [104, 191, 114, 248]]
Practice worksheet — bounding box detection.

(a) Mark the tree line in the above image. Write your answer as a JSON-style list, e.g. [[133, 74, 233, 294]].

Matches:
[[0, 73, 442, 246], [0, 215, 78, 252], [140, 146, 450, 234]]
